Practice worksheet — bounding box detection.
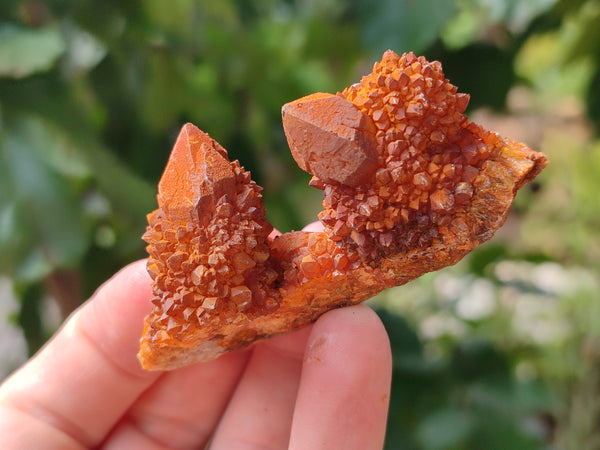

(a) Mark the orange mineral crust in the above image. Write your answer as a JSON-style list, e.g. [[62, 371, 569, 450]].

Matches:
[[139, 50, 547, 370]]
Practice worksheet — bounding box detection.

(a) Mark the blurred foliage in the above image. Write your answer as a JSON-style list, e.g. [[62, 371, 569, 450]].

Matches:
[[1, 0, 599, 448]]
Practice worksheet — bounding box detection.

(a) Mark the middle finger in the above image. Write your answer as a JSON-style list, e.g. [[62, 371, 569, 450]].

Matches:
[[104, 350, 251, 449]]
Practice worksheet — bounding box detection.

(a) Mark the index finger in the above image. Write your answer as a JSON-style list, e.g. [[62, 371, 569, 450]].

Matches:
[[0, 260, 160, 447]]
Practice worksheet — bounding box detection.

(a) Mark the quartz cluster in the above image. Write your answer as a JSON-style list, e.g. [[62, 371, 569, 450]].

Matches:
[[138, 51, 547, 370]]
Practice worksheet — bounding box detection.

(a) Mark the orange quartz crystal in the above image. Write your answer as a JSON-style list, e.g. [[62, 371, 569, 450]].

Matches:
[[138, 50, 547, 370]]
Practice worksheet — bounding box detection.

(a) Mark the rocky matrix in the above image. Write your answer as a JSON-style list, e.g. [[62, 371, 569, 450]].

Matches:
[[139, 50, 547, 370]]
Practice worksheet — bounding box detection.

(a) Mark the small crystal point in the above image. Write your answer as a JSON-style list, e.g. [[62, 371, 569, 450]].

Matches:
[[158, 123, 235, 222]]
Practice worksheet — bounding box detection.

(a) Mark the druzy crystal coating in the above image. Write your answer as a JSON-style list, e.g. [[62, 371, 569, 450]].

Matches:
[[143, 125, 278, 340], [311, 51, 515, 258]]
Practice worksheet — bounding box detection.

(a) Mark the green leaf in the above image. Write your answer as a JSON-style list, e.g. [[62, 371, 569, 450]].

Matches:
[[441, 4, 487, 50], [442, 0, 560, 50], [505, 0, 560, 33], [29, 118, 157, 257], [0, 114, 88, 281], [0, 24, 66, 78], [78, 138, 157, 236], [355, 0, 457, 54]]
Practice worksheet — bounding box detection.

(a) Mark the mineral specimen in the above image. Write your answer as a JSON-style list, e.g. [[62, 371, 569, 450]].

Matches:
[[138, 51, 547, 370]]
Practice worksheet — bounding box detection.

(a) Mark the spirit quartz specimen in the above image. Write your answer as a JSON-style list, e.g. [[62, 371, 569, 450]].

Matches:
[[138, 50, 547, 370]]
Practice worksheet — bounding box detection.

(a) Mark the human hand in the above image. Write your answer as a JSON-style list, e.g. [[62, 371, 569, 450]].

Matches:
[[0, 230, 392, 449]]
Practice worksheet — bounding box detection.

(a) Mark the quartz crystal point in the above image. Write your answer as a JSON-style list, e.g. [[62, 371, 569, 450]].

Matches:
[[139, 51, 547, 370], [282, 93, 379, 186]]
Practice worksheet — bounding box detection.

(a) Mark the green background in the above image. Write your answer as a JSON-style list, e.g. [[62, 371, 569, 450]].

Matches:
[[1, 0, 599, 448]]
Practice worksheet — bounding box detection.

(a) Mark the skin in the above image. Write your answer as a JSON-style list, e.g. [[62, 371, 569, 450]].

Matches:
[[0, 223, 392, 450]]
